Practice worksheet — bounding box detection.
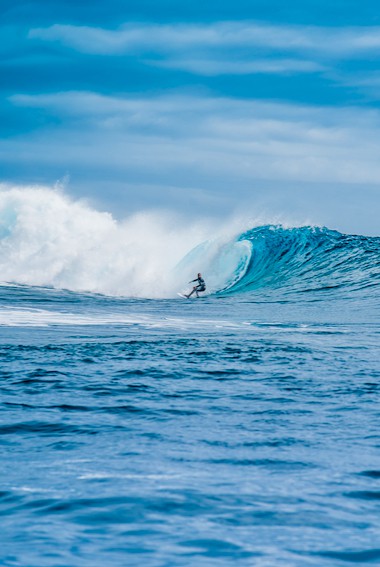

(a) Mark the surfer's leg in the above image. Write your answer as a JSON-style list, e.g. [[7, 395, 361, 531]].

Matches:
[[187, 288, 195, 298], [195, 285, 203, 298]]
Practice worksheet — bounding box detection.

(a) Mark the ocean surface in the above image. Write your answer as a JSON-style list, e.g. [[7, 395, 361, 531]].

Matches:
[[1, 218, 380, 566]]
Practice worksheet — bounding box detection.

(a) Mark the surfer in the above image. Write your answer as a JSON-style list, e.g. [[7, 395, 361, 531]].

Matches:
[[186, 273, 206, 298]]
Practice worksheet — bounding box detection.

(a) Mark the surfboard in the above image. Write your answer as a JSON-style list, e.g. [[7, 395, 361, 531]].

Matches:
[[177, 292, 189, 299]]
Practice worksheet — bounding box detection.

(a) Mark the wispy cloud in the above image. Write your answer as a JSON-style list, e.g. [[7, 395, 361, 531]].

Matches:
[[9, 90, 380, 185], [29, 21, 380, 57], [152, 58, 325, 76], [26, 21, 380, 81], [340, 71, 380, 99]]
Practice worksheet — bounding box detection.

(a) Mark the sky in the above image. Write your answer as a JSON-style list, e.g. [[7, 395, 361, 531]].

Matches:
[[1, 0, 380, 235]]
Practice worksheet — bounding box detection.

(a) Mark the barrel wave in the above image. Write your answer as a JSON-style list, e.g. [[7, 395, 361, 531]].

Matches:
[[0, 185, 379, 299], [227, 225, 380, 295], [180, 225, 380, 299]]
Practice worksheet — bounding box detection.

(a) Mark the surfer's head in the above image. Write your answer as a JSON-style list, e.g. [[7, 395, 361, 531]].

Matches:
[[198, 273, 201, 277]]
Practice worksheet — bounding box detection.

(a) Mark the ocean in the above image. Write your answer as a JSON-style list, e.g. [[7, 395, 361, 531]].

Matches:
[[0, 189, 379, 566]]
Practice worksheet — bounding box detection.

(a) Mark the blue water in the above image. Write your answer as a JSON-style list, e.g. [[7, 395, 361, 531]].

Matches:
[[1, 225, 380, 567]]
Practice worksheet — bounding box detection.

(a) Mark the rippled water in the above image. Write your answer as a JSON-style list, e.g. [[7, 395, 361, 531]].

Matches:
[[1, 282, 380, 567]]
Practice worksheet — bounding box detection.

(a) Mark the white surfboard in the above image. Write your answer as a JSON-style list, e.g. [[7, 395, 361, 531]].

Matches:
[[177, 292, 189, 299]]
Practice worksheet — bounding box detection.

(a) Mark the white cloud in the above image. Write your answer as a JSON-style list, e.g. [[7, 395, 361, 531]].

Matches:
[[152, 58, 325, 76], [8, 90, 380, 186], [29, 21, 380, 58], [26, 21, 380, 81]]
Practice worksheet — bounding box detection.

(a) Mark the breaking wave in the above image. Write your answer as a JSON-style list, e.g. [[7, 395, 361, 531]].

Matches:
[[0, 185, 379, 299], [182, 225, 380, 297]]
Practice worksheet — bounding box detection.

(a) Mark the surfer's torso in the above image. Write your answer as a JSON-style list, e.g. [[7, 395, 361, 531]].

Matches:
[[195, 276, 206, 290]]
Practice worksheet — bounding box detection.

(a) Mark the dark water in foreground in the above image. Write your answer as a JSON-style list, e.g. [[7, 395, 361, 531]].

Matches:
[[1, 284, 380, 567]]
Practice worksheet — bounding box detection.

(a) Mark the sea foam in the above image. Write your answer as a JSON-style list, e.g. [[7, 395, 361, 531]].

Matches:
[[0, 184, 216, 297]]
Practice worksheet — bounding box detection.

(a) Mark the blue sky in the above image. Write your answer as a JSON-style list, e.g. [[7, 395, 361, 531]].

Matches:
[[1, 0, 380, 234]]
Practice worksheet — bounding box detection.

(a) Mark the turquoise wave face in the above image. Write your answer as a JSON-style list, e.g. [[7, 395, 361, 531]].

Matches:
[[179, 226, 380, 298], [175, 237, 252, 294]]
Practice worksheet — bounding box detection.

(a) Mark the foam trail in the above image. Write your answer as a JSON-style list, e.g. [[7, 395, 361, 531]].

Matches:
[[0, 184, 215, 297]]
